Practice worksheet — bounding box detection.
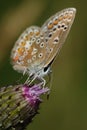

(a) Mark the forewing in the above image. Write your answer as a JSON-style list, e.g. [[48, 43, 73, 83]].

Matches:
[[41, 8, 76, 67]]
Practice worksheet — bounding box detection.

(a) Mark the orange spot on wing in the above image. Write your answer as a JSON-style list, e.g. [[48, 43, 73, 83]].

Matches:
[[68, 15, 72, 19], [53, 20, 58, 25], [35, 31, 40, 36], [48, 23, 53, 29], [30, 32, 34, 35], [58, 16, 63, 21], [18, 47, 25, 55], [13, 56, 19, 61], [25, 36, 28, 40], [18, 48, 22, 53], [64, 14, 68, 19], [21, 42, 26, 46]]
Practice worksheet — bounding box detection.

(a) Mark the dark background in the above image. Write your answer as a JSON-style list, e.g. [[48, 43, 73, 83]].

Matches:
[[0, 0, 87, 130]]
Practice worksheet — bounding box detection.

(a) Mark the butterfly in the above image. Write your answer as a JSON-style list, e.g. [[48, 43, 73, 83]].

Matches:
[[11, 8, 76, 85]]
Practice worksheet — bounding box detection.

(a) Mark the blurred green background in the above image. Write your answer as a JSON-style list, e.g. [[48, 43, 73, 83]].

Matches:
[[0, 0, 87, 130]]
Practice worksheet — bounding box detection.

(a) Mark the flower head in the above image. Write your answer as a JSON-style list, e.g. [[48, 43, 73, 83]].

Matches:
[[22, 84, 49, 105], [0, 83, 49, 130]]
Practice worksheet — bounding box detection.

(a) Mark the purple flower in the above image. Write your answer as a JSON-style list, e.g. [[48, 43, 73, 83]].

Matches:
[[22, 84, 49, 106]]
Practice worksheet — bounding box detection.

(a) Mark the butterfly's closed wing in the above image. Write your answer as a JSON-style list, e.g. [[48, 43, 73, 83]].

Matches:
[[41, 8, 76, 67], [11, 8, 76, 81], [11, 26, 48, 73]]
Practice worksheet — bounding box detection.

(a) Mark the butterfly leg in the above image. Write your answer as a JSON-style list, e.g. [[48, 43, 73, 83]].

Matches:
[[36, 76, 46, 87], [27, 75, 46, 86], [41, 77, 46, 87], [24, 77, 30, 84], [28, 75, 37, 85], [24, 74, 46, 87]]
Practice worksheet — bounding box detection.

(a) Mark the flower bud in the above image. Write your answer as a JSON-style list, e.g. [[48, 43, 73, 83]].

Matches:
[[0, 84, 49, 130]]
